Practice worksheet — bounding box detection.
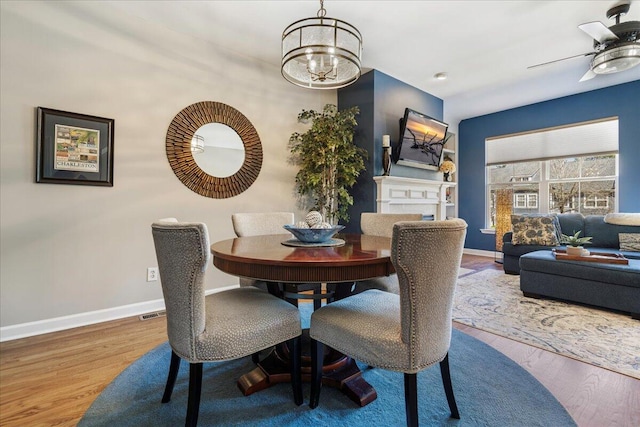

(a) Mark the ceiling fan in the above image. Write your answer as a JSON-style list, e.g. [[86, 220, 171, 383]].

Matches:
[[529, 2, 640, 81]]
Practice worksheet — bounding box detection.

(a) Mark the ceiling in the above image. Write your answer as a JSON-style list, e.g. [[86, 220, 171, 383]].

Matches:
[[109, 0, 640, 123]]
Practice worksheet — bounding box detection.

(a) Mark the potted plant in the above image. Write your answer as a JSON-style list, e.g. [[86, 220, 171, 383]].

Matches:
[[560, 230, 593, 256], [289, 104, 367, 224]]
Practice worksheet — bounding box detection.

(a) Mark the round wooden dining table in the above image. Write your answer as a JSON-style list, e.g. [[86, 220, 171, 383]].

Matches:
[[210, 233, 394, 407]]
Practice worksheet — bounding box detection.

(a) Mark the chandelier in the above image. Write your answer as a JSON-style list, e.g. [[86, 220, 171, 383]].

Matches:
[[281, 0, 363, 89]]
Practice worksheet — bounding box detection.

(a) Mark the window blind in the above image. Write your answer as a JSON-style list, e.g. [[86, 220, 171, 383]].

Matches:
[[485, 118, 618, 166]]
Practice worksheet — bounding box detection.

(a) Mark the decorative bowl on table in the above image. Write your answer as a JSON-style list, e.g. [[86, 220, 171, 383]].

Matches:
[[283, 224, 345, 243]]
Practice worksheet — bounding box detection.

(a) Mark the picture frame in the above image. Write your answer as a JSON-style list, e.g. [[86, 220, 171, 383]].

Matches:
[[36, 107, 114, 186]]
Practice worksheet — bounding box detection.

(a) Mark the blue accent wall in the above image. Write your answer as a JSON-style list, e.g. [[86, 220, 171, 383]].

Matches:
[[459, 80, 640, 251], [338, 69, 444, 232]]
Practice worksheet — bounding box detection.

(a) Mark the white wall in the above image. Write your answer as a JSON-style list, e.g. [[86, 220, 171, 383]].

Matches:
[[0, 1, 334, 334]]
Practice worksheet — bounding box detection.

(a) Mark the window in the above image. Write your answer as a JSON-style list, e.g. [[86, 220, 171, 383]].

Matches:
[[485, 118, 619, 228], [514, 193, 538, 208], [547, 156, 616, 216], [487, 155, 617, 227], [488, 162, 541, 227], [584, 196, 609, 209]]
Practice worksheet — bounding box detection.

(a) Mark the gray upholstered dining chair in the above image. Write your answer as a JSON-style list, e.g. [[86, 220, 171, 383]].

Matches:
[[231, 212, 294, 289], [309, 219, 468, 427], [151, 220, 302, 427], [232, 211, 324, 309], [353, 212, 424, 294]]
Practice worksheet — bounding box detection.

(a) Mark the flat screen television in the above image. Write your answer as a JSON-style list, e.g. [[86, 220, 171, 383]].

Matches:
[[393, 108, 449, 171]]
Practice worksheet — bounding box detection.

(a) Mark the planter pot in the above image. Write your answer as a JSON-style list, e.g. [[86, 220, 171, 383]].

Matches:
[[566, 246, 589, 256]]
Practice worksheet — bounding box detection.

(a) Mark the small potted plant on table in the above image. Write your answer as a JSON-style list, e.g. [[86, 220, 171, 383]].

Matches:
[[560, 231, 593, 256]]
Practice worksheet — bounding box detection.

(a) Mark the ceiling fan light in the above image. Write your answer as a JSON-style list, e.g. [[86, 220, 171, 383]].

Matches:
[[591, 43, 640, 74], [281, 1, 362, 89]]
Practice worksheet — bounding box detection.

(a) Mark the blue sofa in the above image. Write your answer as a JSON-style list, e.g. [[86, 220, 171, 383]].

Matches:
[[502, 213, 640, 275]]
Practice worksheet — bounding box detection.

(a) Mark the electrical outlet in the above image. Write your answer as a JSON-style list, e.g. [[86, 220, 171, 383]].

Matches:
[[147, 267, 159, 282]]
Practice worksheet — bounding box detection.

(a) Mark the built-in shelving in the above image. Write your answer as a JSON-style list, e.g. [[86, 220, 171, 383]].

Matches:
[[443, 133, 458, 218]]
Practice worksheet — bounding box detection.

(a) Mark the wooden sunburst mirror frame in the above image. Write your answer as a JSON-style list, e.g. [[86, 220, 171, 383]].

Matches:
[[165, 101, 263, 198]]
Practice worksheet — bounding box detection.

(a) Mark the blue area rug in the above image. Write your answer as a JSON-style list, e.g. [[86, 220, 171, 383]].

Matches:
[[80, 305, 575, 426]]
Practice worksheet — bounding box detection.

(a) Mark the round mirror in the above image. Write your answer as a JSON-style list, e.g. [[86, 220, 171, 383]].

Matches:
[[166, 102, 262, 198], [192, 123, 245, 178]]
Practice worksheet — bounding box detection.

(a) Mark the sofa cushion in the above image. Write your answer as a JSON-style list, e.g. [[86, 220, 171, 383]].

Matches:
[[511, 214, 560, 246], [620, 233, 640, 252], [584, 215, 640, 248], [556, 213, 585, 237], [520, 251, 640, 288], [504, 243, 640, 260]]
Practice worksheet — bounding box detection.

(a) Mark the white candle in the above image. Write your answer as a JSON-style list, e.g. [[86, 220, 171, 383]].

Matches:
[[382, 135, 390, 147]]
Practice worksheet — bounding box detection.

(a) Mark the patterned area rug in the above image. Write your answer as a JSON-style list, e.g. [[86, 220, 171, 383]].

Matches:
[[453, 268, 640, 379], [457, 267, 474, 276]]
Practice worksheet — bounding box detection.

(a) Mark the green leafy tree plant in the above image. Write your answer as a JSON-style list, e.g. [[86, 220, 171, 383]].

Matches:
[[289, 104, 367, 224]]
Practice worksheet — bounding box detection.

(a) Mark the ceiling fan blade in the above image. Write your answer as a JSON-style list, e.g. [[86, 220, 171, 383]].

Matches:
[[578, 21, 619, 43], [527, 52, 595, 69], [579, 69, 597, 82]]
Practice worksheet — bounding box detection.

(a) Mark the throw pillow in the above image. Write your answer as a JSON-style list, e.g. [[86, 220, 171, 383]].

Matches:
[[619, 233, 640, 252], [511, 214, 560, 246], [604, 213, 640, 226]]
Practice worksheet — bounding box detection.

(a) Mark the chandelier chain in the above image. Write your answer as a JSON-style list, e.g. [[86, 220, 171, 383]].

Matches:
[[317, 0, 327, 18]]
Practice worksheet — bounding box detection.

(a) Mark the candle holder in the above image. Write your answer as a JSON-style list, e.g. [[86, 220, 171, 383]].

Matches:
[[382, 135, 391, 176], [382, 146, 392, 176]]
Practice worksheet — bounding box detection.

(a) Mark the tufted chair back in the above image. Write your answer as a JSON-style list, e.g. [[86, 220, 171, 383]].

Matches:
[[232, 212, 294, 237], [232, 212, 295, 289], [361, 212, 424, 238], [393, 219, 467, 369], [354, 213, 424, 295], [151, 221, 209, 361]]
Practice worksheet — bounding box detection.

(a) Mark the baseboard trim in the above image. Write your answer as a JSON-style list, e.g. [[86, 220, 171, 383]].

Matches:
[[463, 248, 495, 258], [0, 285, 238, 342]]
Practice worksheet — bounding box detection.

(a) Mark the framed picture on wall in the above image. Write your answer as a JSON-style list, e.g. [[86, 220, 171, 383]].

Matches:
[[36, 107, 114, 186]]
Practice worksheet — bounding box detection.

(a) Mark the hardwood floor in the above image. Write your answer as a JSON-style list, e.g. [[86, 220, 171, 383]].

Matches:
[[1, 254, 638, 426]]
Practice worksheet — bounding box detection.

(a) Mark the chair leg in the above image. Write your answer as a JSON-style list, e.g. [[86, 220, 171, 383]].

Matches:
[[186, 363, 203, 427], [439, 353, 460, 419], [290, 336, 303, 406], [309, 339, 324, 409], [162, 351, 181, 403], [404, 373, 419, 427], [313, 286, 322, 310]]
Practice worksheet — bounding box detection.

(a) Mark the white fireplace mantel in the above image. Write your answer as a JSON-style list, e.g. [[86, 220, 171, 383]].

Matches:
[[373, 176, 456, 220]]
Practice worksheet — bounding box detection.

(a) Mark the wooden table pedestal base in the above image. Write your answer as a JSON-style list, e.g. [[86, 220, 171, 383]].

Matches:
[[237, 337, 377, 407]]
